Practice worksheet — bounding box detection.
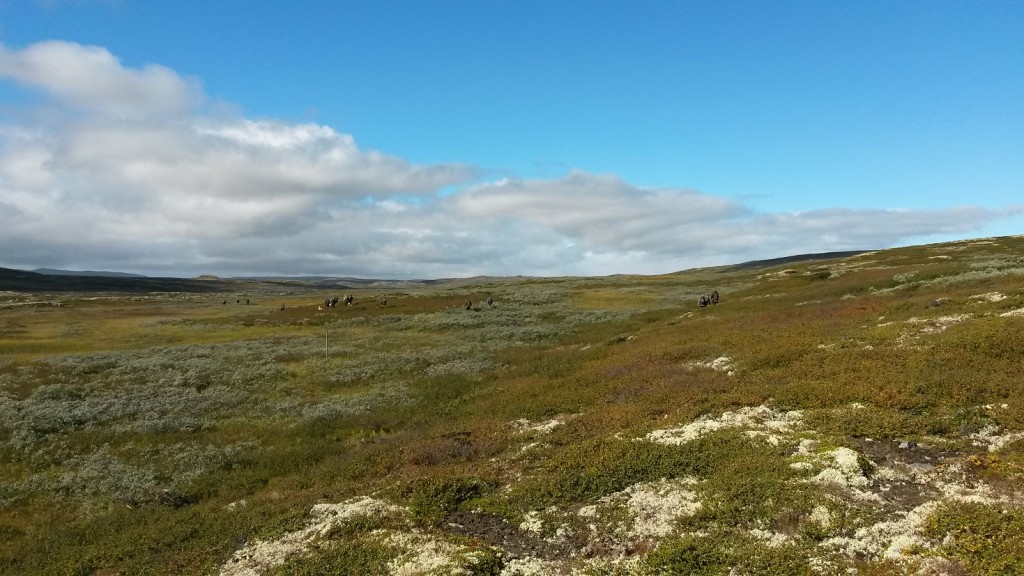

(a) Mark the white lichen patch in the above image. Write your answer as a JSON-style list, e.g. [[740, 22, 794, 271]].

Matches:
[[749, 528, 792, 548], [646, 405, 803, 446], [808, 504, 833, 530], [518, 441, 542, 453], [501, 553, 641, 576], [929, 461, 1015, 505], [519, 510, 545, 534], [384, 530, 471, 576], [222, 403, 1022, 576], [800, 441, 1024, 566], [526, 478, 703, 552], [220, 496, 405, 576], [801, 447, 880, 503], [501, 557, 559, 575], [796, 438, 819, 455], [499, 480, 702, 571], [510, 417, 567, 435], [821, 501, 941, 560], [970, 424, 1024, 452], [620, 478, 702, 538], [759, 269, 798, 279], [999, 307, 1024, 317], [759, 406, 1024, 568], [794, 440, 884, 504], [684, 356, 736, 375], [971, 292, 1007, 302], [905, 314, 972, 333], [744, 430, 785, 446], [872, 465, 911, 483], [808, 556, 842, 574], [832, 447, 870, 485]]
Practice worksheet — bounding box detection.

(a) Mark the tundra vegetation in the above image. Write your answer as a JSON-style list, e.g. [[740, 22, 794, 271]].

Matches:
[[2, 236, 1024, 575]]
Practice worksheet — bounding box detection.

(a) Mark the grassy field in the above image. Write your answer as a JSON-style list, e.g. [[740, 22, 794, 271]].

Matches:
[[2, 236, 1023, 575]]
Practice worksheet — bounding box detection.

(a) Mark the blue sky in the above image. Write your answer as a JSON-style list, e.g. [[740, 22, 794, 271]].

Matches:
[[0, 1, 1021, 277]]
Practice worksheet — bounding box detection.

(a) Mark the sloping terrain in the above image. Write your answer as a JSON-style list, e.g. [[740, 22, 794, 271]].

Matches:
[[0, 267, 236, 293], [1, 236, 1023, 574]]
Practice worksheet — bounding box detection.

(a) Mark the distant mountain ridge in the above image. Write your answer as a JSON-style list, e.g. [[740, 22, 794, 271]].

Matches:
[[3, 249, 873, 293], [33, 268, 148, 278], [725, 250, 867, 271], [0, 267, 489, 293], [0, 267, 236, 293]]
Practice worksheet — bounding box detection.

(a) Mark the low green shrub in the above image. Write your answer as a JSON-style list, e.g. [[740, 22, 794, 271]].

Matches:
[[270, 536, 397, 576], [405, 475, 496, 522], [643, 534, 731, 574], [507, 436, 710, 509], [923, 502, 1024, 575]]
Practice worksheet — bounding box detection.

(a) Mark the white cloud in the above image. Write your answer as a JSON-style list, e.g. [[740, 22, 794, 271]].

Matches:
[[0, 40, 201, 119], [451, 171, 747, 253], [0, 40, 1017, 278]]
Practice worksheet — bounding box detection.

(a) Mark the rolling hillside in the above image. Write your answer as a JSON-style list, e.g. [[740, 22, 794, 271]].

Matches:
[[1, 236, 1023, 575]]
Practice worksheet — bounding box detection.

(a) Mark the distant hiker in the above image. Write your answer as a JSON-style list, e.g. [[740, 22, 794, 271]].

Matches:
[[710, 290, 719, 305], [464, 300, 472, 310]]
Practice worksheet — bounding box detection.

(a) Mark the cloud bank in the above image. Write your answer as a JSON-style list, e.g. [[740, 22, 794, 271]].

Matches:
[[0, 41, 1015, 278]]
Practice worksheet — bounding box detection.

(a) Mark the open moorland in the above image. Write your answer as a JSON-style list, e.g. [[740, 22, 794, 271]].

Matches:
[[2, 236, 1023, 575]]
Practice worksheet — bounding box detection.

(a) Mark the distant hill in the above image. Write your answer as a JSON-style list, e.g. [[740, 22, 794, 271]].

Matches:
[[231, 275, 507, 290], [0, 267, 237, 293], [3, 250, 871, 294], [0, 266, 498, 294], [33, 268, 148, 278], [725, 250, 867, 271]]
